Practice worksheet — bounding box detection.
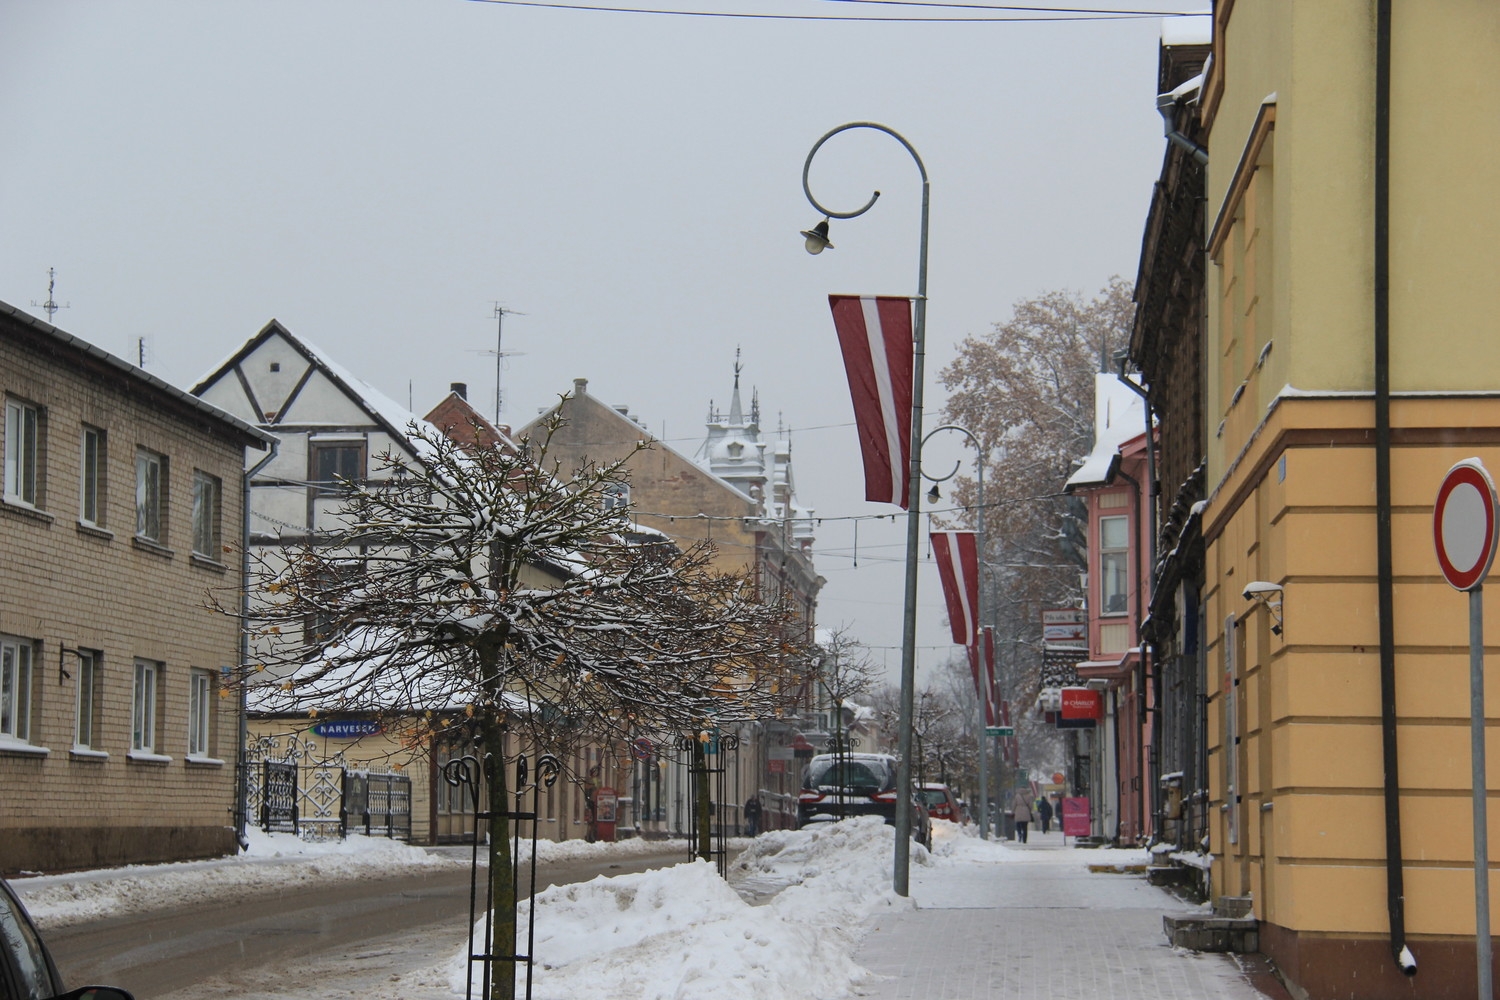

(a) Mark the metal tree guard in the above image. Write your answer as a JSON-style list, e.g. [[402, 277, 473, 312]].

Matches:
[[444, 750, 561, 1000]]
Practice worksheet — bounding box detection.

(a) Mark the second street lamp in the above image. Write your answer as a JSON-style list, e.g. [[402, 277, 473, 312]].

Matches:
[[921, 423, 991, 840], [801, 121, 929, 896]]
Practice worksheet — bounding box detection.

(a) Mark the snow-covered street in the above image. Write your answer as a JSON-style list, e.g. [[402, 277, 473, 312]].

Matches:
[[12, 820, 1280, 1000]]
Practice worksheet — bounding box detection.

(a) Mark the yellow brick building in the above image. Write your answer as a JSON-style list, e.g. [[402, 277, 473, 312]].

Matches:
[[1, 302, 272, 873], [1196, 3, 1500, 996]]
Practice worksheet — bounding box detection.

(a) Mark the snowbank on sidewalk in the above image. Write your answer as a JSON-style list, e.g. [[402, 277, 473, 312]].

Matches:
[[452, 816, 920, 1000]]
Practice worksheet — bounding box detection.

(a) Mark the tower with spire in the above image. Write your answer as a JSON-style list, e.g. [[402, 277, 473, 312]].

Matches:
[[700, 348, 769, 510]]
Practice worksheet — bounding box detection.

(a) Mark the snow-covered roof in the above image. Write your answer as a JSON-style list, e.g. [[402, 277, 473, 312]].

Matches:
[[1161, 12, 1211, 47], [1065, 374, 1147, 491], [195, 320, 441, 460]]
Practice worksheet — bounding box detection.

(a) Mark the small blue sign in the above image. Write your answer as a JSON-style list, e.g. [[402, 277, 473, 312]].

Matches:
[[311, 719, 383, 739]]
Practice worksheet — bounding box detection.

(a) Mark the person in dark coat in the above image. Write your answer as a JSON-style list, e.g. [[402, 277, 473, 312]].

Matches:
[[1037, 795, 1054, 834], [743, 795, 762, 837]]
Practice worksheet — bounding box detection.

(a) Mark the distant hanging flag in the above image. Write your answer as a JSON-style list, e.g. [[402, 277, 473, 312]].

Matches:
[[965, 629, 1000, 727], [931, 531, 980, 646], [828, 295, 914, 507]]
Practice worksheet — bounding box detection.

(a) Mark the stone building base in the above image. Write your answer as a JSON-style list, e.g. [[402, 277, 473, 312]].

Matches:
[[1, 825, 237, 876], [1262, 922, 1492, 1000]]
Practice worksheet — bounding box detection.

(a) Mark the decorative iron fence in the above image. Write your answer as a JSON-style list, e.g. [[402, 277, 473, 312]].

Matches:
[[244, 734, 409, 841]]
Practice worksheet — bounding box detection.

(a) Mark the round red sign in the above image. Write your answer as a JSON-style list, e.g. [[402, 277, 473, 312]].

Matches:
[[1434, 459, 1500, 592]]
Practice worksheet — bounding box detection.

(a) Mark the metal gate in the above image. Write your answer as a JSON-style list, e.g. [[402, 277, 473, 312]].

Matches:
[[344, 770, 413, 839]]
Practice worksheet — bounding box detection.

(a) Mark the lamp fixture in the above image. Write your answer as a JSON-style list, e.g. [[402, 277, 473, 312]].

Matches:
[[927, 483, 941, 503], [800, 218, 833, 255], [1243, 581, 1285, 636]]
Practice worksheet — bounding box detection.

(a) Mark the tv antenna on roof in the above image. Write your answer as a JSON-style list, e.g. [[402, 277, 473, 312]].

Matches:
[[467, 302, 527, 425], [32, 267, 68, 322]]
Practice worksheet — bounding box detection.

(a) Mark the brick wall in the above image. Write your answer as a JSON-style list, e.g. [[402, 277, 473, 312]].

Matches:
[[1, 318, 256, 874]]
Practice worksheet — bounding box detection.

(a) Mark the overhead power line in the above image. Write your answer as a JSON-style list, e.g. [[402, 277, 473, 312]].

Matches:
[[462, 0, 1192, 22]]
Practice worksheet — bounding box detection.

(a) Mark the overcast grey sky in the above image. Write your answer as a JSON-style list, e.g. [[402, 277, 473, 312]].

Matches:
[[1, 0, 1200, 684]]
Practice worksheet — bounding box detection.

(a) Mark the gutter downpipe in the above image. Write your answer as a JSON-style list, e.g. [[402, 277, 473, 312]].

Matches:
[[236, 437, 280, 850], [1116, 368, 1162, 840], [1374, 0, 1413, 976], [1156, 92, 1209, 167]]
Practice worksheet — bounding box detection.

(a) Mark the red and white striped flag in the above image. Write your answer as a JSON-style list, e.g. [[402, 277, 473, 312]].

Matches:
[[828, 295, 914, 507], [966, 629, 1000, 727], [931, 531, 980, 646]]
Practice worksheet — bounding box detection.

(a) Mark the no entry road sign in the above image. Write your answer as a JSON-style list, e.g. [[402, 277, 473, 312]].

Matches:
[[1434, 459, 1499, 592]]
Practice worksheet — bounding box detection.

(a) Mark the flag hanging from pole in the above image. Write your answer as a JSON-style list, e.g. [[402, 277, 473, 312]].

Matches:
[[931, 531, 980, 646], [965, 631, 999, 727], [828, 295, 914, 507]]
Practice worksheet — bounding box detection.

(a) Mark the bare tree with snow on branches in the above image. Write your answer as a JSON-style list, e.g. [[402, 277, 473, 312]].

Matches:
[[218, 405, 804, 1000]]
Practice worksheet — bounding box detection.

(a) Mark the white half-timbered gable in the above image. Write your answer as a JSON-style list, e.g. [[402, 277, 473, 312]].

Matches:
[[194, 320, 429, 543]]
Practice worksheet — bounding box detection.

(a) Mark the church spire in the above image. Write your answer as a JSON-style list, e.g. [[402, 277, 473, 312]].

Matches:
[[728, 346, 744, 425]]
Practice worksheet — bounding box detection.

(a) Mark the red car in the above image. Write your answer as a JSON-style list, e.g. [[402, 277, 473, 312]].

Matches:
[[915, 782, 960, 823]]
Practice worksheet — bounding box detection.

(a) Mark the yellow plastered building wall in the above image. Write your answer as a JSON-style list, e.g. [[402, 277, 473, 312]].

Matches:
[[1198, 2, 1500, 994]]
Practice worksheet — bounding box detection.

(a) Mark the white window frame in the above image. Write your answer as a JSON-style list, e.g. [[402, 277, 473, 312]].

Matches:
[[1099, 515, 1130, 617], [1, 636, 34, 743], [132, 659, 159, 753], [81, 426, 104, 527], [5, 399, 40, 507], [192, 470, 221, 557], [75, 650, 102, 751], [188, 668, 212, 758], [136, 448, 166, 542]]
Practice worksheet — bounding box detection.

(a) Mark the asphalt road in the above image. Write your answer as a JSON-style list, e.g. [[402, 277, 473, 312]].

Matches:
[[46, 846, 690, 999]]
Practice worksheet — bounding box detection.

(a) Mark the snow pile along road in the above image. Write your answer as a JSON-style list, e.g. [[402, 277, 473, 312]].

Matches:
[[15, 829, 456, 929], [451, 815, 924, 1000]]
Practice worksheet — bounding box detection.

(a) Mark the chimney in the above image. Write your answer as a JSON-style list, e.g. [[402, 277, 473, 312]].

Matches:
[[573, 378, 588, 395], [450, 382, 467, 400]]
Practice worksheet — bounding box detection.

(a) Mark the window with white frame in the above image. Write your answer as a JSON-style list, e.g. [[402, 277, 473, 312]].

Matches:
[[132, 659, 159, 752], [192, 471, 221, 557], [4, 398, 40, 506], [135, 449, 166, 542], [1, 636, 34, 742], [75, 650, 102, 749], [188, 668, 213, 757], [1099, 515, 1130, 615], [81, 426, 106, 526]]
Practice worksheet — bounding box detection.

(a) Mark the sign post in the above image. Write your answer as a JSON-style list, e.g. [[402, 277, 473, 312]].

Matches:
[[1434, 457, 1500, 997]]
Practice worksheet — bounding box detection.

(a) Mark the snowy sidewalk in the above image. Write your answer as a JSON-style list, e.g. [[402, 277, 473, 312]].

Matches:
[[844, 826, 1287, 1000]]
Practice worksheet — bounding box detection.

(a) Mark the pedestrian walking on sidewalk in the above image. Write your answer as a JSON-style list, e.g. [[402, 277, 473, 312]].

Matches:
[[1037, 795, 1053, 834], [743, 795, 762, 837], [1011, 789, 1032, 843]]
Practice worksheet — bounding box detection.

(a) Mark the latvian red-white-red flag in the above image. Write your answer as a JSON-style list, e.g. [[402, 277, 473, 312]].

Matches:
[[931, 531, 981, 646], [966, 628, 1000, 727], [829, 295, 914, 507]]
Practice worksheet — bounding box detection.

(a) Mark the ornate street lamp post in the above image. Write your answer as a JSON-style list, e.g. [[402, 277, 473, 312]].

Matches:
[[801, 121, 929, 895], [921, 423, 991, 839]]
